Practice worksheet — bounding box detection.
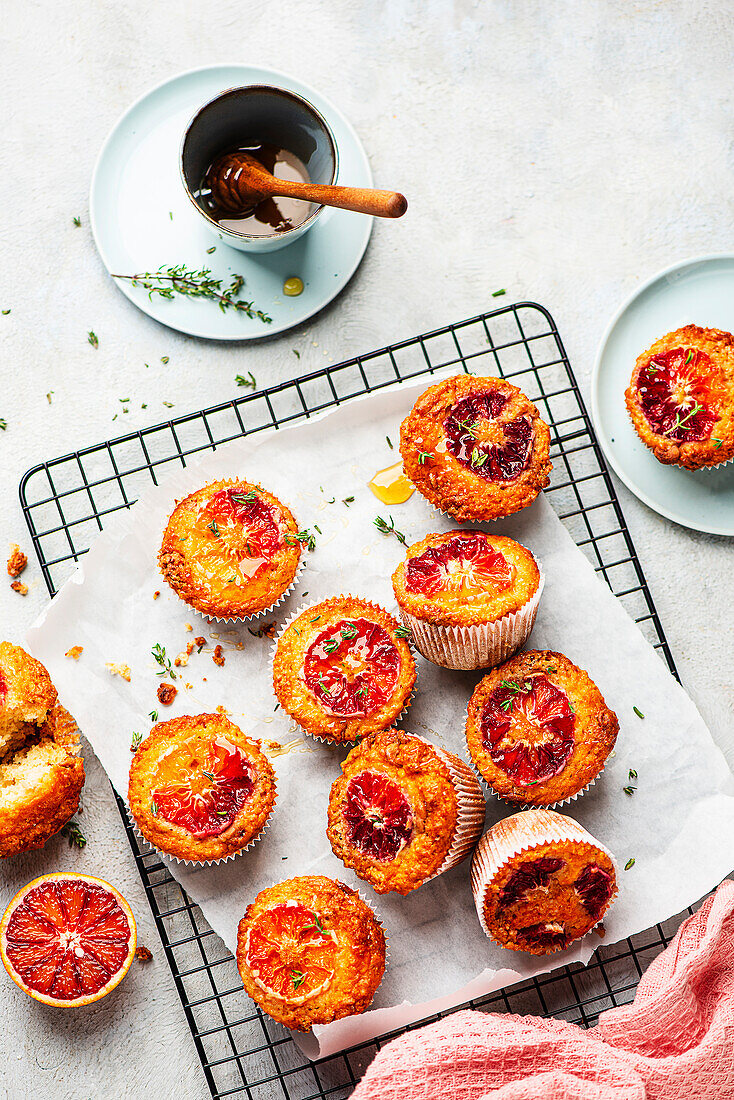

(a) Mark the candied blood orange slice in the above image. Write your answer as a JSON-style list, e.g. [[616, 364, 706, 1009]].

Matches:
[[498, 857, 565, 909], [245, 901, 337, 1003], [152, 736, 255, 838], [198, 487, 282, 578], [575, 863, 614, 920], [304, 618, 401, 718], [635, 347, 723, 442], [0, 873, 136, 1007], [342, 770, 413, 862], [406, 533, 514, 597], [443, 392, 534, 481], [480, 675, 576, 787]]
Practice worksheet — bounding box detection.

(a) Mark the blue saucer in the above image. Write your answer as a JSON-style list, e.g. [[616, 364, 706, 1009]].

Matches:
[[90, 64, 373, 340]]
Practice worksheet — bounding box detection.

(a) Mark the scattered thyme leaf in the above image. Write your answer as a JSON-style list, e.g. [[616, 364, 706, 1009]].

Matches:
[[207, 520, 221, 537], [73, 216, 81, 227], [151, 642, 176, 680], [0, 417, 6, 430], [623, 785, 637, 796], [130, 731, 143, 752], [342, 496, 355, 506], [624, 858, 636, 871], [206, 246, 217, 254], [492, 288, 506, 297], [395, 625, 411, 638], [87, 330, 99, 349], [386, 435, 393, 450], [161, 355, 169, 364], [293, 349, 300, 358], [284, 529, 316, 552], [151, 800, 158, 817], [628, 769, 637, 780], [685, 350, 693, 364], [324, 640, 339, 654], [235, 372, 257, 389], [714, 438, 723, 448], [417, 450, 431, 464], [470, 446, 488, 469], [162, 401, 174, 408], [112, 265, 272, 323], [663, 401, 703, 437], [149, 710, 158, 722], [633, 706, 645, 719], [373, 514, 407, 545], [46, 392, 54, 404], [63, 822, 87, 849], [1, 310, 10, 315], [292, 970, 306, 989]]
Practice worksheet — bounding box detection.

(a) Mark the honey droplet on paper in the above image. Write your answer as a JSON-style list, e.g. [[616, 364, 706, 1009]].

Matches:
[[368, 462, 415, 504], [283, 276, 304, 296]]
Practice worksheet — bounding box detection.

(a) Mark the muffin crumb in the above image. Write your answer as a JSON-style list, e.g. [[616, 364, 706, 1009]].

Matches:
[[10, 580, 28, 596], [106, 662, 131, 682], [65, 646, 84, 660], [212, 645, 225, 667], [7, 545, 27, 577], [157, 682, 177, 706]]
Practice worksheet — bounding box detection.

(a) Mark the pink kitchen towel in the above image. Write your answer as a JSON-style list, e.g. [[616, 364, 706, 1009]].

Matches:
[[352, 880, 734, 1100]]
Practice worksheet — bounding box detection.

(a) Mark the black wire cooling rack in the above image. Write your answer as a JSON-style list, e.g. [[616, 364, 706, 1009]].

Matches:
[[20, 302, 694, 1100]]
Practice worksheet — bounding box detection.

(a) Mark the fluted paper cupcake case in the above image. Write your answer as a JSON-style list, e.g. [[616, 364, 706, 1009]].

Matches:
[[469, 750, 607, 812], [400, 565, 544, 671], [470, 808, 619, 946], [271, 598, 418, 747], [403, 732, 486, 883]]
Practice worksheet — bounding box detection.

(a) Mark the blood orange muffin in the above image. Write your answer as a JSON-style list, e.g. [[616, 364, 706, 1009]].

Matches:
[[159, 478, 302, 619], [327, 729, 485, 894], [128, 713, 276, 862], [272, 597, 416, 744], [0, 702, 85, 858], [471, 808, 617, 954], [400, 375, 552, 521], [0, 641, 58, 758], [465, 651, 618, 806], [236, 875, 386, 1031], [625, 325, 734, 469], [392, 530, 542, 669]]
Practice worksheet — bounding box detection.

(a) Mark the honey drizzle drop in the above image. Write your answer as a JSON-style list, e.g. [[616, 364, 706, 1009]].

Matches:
[[367, 462, 415, 505]]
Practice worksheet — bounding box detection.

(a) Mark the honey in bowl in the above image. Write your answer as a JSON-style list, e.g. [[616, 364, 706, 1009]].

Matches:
[[368, 462, 415, 505], [196, 142, 315, 236]]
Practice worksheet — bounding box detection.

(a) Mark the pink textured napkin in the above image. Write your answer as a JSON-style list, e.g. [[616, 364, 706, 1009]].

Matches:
[[352, 880, 734, 1100]]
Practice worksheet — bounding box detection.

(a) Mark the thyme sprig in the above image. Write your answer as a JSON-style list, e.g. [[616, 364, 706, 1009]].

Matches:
[[112, 264, 273, 324], [663, 401, 703, 437], [499, 678, 531, 712], [130, 731, 143, 752], [63, 822, 87, 849], [284, 529, 316, 552], [151, 642, 176, 680], [374, 514, 407, 545]]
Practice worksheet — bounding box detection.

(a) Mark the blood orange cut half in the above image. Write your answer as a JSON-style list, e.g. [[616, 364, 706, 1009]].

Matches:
[[152, 736, 255, 838], [303, 618, 401, 718], [443, 392, 534, 481], [635, 347, 723, 442], [199, 486, 282, 575], [245, 901, 337, 1003], [498, 857, 565, 909], [0, 873, 136, 1007], [406, 532, 514, 597], [342, 770, 414, 862], [480, 675, 576, 787]]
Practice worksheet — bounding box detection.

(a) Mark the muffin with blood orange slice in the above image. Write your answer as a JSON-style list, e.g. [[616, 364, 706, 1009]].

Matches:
[[625, 325, 734, 469], [400, 375, 552, 521], [392, 530, 542, 670], [128, 713, 276, 863], [236, 875, 386, 1031], [471, 808, 617, 954], [327, 728, 485, 894], [159, 478, 303, 620], [465, 650, 618, 807], [272, 596, 416, 744]]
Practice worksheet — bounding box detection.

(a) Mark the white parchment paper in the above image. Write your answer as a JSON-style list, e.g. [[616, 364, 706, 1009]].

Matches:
[[26, 377, 734, 1058]]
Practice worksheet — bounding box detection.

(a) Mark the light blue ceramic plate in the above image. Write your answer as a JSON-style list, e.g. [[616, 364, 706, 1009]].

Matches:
[[592, 254, 734, 535], [89, 64, 373, 340]]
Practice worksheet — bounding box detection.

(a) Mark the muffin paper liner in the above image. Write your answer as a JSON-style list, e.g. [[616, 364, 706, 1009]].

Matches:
[[473, 762, 604, 813], [400, 564, 544, 671], [271, 598, 418, 746], [428, 742, 487, 879], [470, 808, 619, 947], [205, 554, 306, 625]]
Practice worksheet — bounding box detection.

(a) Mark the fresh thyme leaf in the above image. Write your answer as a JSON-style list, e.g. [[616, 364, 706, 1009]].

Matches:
[[87, 330, 99, 349], [417, 450, 431, 464], [162, 401, 174, 408], [149, 710, 158, 722], [1, 309, 10, 315], [458, 418, 478, 437], [63, 822, 87, 849], [207, 520, 221, 537], [342, 496, 355, 506], [130, 731, 143, 752], [161, 355, 170, 364], [314, 524, 322, 534], [492, 288, 506, 297], [340, 623, 358, 640], [201, 769, 216, 782], [284, 529, 316, 552], [470, 447, 488, 469], [151, 642, 176, 680], [395, 625, 411, 638], [309, 615, 322, 623], [231, 489, 257, 504], [206, 245, 217, 254], [0, 418, 6, 430], [633, 706, 645, 719], [628, 769, 637, 780], [302, 914, 328, 935], [373, 514, 407, 545], [624, 857, 636, 870], [293, 349, 300, 358], [150, 801, 158, 817], [663, 401, 703, 437], [385, 435, 393, 450], [73, 216, 81, 227], [714, 438, 723, 448], [112, 265, 272, 324], [46, 392, 53, 404], [324, 640, 339, 654], [685, 350, 693, 364], [235, 371, 257, 389], [623, 785, 636, 796], [292, 970, 306, 989]]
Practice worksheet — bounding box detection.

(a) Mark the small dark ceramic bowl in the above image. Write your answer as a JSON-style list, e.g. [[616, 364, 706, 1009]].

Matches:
[[181, 84, 338, 253]]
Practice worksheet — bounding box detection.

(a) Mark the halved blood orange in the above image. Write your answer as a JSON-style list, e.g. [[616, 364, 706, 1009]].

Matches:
[[0, 873, 136, 1007], [405, 532, 514, 597], [152, 735, 255, 838], [480, 674, 576, 787], [635, 347, 723, 442], [444, 392, 534, 481], [245, 901, 337, 1004], [198, 486, 282, 577], [342, 770, 414, 861], [303, 618, 401, 718]]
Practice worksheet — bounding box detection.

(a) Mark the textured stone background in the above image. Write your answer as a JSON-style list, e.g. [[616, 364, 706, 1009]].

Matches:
[[1, 1, 732, 1096]]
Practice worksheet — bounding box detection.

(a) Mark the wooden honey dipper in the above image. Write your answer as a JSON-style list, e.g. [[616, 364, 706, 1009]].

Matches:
[[206, 151, 408, 219]]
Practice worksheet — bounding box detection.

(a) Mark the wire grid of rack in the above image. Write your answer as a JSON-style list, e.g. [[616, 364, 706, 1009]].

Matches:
[[20, 301, 692, 1100]]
